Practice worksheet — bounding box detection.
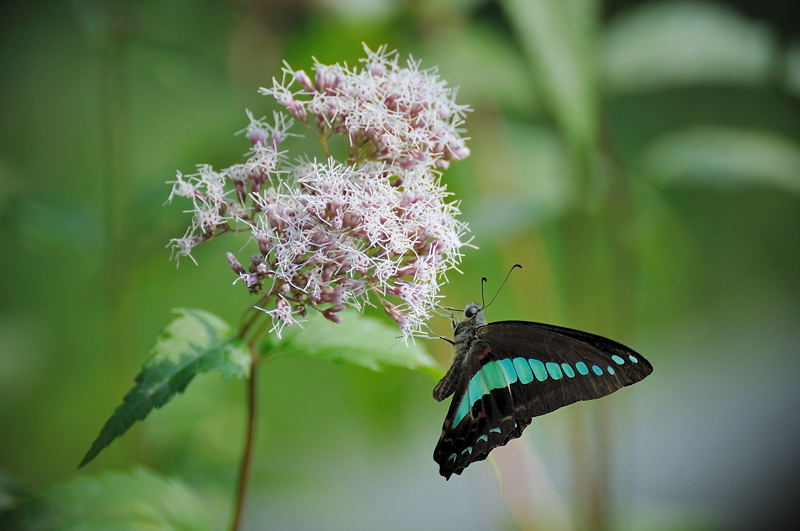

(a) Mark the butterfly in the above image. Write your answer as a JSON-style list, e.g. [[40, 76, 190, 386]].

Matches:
[[432, 270, 653, 479]]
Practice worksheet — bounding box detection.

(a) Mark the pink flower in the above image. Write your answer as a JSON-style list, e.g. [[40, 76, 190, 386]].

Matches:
[[168, 44, 472, 338], [260, 43, 471, 171], [245, 160, 468, 336]]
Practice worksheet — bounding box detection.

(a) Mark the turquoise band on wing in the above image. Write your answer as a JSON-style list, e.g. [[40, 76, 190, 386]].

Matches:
[[529, 359, 548, 381], [451, 356, 622, 428], [498, 359, 519, 385], [468, 371, 489, 409], [481, 362, 507, 389], [513, 358, 534, 384], [545, 362, 562, 380]]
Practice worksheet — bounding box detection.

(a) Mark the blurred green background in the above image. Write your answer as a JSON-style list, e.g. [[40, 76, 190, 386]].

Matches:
[[2, 0, 799, 529]]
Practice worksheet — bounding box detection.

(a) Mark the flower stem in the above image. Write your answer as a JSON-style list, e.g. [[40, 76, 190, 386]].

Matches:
[[319, 134, 331, 158], [230, 344, 259, 531], [230, 309, 270, 531]]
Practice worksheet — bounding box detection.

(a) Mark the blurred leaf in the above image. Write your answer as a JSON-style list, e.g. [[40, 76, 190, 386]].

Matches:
[[468, 122, 573, 235], [638, 127, 800, 194], [413, 0, 486, 19], [786, 42, 800, 98], [80, 308, 250, 467], [13, 198, 102, 254], [603, 1, 776, 94], [314, 0, 397, 21], [427, 23, 538, 114], [2, 468, 211, 531], [263, 311, 441, 377], [502, 0, 599, 150], [0, 471, 27, 513]]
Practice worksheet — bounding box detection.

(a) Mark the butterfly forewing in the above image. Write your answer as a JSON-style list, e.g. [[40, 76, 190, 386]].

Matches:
[[479, 321, 653, 398], [434, 319, 652, 479]]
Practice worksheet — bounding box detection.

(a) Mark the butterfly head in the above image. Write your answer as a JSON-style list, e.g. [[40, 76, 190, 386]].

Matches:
[[463, 302, 483, 321], [453, 302, 486, 341]]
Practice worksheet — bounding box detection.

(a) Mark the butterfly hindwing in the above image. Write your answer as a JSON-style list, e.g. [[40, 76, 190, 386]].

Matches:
[[434, 319, 652, 479], [434, 342, 530, 478]]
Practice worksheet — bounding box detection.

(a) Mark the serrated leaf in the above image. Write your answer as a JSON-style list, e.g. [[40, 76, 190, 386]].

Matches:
[[263, 311, 441, 377], [1, 468, 211, 531], [79, 308, 249, 467], [638, 127, 800, 194]]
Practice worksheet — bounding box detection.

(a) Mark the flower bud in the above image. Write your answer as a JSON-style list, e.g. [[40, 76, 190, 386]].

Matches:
[[226, 252, 245, 274], [315, 69, 341, 93], [382, 301, 407, 327], [270, 131, 285, 148], [294, 69, 315, 92], [322, 307, 343, 323], [248, 128, 267, 146], [367, 61, 384, 77], [319, 286, 342, 303], [449, 143, 471, 160], [288, 100, 307, 122], [241, 273, 262, 293]]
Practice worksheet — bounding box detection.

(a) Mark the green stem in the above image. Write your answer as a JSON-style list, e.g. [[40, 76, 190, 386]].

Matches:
[[230, 345, 259, 531], [230, 310, 270, 531], [319, 135, 331, 158], [238, 292, 273, 338]]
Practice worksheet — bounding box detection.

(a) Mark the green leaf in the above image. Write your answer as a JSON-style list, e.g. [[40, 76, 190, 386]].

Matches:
[[637, 127, 800, 194], [262, 311, 441, 377], [79, 308, 249, 467], [1, 468, 211, 531], [0, 471, 27, 513], [501, 0, 600, 150], [427, 23, 539, 114], [787, 43, 800, 98], [603, 2, 776, 94], [467, 122, 574, 235]]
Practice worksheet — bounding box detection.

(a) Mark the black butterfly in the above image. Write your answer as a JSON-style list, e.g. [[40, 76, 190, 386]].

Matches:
[[432, 285, 652, 479]]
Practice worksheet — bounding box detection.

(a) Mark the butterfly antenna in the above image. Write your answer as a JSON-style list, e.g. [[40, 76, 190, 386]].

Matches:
[[480, 277, 488, 308], [482, 264, 522, 310]]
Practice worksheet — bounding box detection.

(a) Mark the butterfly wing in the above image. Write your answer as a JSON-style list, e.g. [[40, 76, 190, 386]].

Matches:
[[478, 321, 652, 417], [433, 339, 531, 479], [433, 321, 652, 479]]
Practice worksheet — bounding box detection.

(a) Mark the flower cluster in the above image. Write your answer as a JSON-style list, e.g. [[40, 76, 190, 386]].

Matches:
[[261, 44, 470, 170], [168, 44, 471, 337]]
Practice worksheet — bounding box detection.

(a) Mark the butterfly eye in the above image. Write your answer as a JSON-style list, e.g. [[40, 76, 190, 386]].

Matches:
[[464, 305, 478, 318]]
